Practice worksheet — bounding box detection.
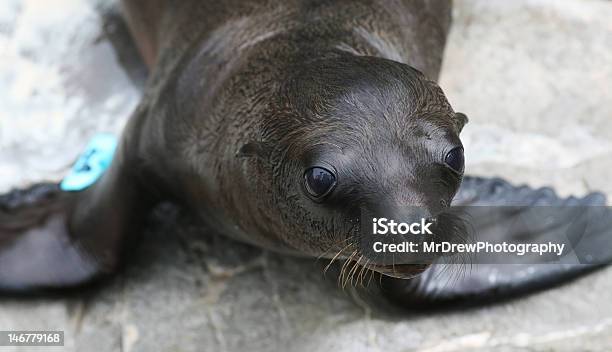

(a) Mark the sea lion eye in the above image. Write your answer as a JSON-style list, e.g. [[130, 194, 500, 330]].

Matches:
[[445, 147, 464, 174], [304, 167, 336, 198]]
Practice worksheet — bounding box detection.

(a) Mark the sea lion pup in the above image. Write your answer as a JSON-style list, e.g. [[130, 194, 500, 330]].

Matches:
[[1, 0, 610, 306]]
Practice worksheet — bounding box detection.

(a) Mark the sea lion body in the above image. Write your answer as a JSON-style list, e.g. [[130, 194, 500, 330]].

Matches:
[[117, 0, 458, 260], [1, 0, 610, 306], [121, 0, 451, 77]]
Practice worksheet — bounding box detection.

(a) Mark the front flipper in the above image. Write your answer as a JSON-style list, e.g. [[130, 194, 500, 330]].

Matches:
[[0, 143, 157, 292], [0, 184, 95, 290], [381, 176, 612, 308]]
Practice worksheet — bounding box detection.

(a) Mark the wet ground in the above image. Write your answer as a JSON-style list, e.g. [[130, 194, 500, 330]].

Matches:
[[0, 0, 611, 351]]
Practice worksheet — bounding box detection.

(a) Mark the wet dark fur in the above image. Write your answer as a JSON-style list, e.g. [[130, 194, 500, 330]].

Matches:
[[116, 0, 464, 261], [2, 0, 610, 307], [0, 0, 460, 289]]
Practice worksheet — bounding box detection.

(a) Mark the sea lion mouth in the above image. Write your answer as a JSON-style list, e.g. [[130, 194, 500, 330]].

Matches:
[[349, 209, 467, 280], [365, 262, 430, 279]]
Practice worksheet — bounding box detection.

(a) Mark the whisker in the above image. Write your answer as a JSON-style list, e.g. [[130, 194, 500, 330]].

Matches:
[[340, 250, 358, 289], [348, 255, 363, 288], [316, 237, 349, 261], [366, 266, 376, 287], [358, 258, 370, 287], [324, 241, 354, 275], [341, 255, 354, 288]]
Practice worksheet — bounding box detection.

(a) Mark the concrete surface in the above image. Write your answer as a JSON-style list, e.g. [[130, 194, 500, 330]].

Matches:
[[1, 0, 611, 351]]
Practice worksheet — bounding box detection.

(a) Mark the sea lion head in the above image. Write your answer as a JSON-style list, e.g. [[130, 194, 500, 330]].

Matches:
[[239, 55, 467, 279]]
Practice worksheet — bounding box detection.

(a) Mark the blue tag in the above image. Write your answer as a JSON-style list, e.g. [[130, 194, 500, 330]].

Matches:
[[60, 133, 118, 191]]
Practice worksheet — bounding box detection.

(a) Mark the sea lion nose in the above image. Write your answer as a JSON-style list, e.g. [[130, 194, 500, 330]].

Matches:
[[366, 204, 433, 227], [360, 204, 438, 275]]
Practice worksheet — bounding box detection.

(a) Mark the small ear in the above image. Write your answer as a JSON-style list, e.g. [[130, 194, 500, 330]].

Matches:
[[236, 141, 272, 159], [454, 112, 469, 133]]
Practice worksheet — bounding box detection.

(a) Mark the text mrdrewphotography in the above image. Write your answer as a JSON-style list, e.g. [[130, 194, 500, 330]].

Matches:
[[371, 217, 566, 256]]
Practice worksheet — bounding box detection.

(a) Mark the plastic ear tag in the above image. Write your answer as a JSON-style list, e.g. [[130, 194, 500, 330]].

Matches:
[[60, 133, 118, 191]]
